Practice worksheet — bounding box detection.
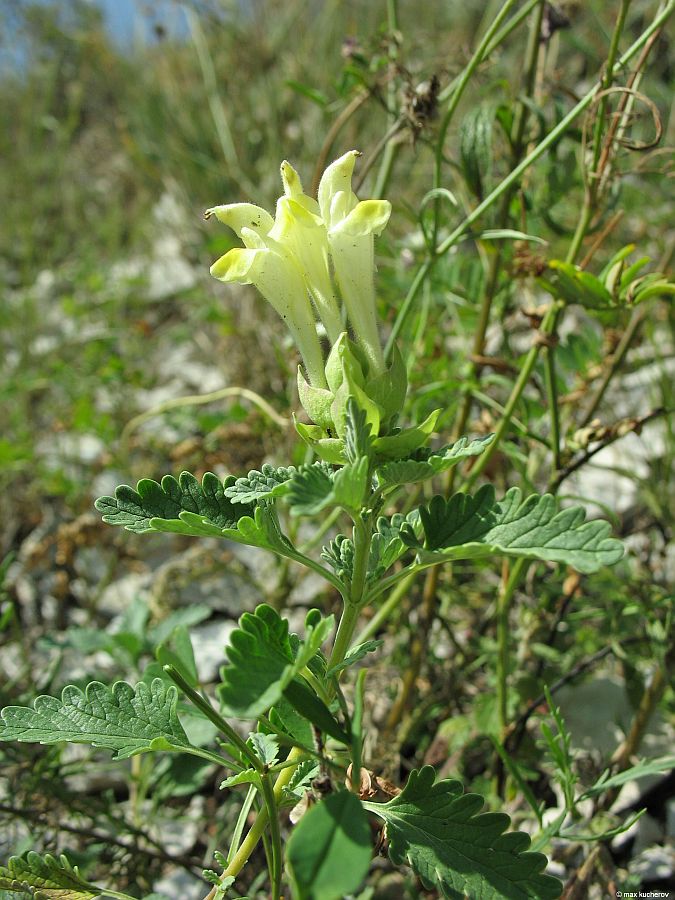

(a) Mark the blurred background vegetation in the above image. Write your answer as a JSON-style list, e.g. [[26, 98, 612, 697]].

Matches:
[[0, 1, 672, 897]]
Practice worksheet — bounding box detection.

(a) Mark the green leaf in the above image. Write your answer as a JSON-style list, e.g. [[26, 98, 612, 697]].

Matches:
[[224, 464, 297, 504], [404, 485, 623, 574], [582, 755, 675, 798], [375, 434, 494, 489], [0, 852, 102, 900], [218, 604, 334, 720], [321, 535, 354, 581], [460, 105, 493, 200], [372, 409, 440, 461], [343, 398, 373, 463], [0, 678, 192, 759], [286, 791, 372, 900], [367, 511, 420, 581], [287, 460, 368, 517], [326, 640, 383, 678], [95, 471, 255, 534], [249, 732, 279, 767], [283, 679, 349, 745], [220, 769, 260, 790], [364, 767, 561, 899]]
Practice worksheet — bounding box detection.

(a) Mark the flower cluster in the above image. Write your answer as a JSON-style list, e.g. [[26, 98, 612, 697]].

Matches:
[[205, 151, 405, 445]]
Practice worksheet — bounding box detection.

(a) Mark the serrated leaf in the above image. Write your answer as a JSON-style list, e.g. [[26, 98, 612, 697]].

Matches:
[[218, 604, 334, 721], [404, 485, 623, 574], [224, 464, 297, 504], [321, 534, 354, 580], [367, 511, 420, 581], [281, 758, 320, 804], [0, 678, 192, 759], [95, 472, 254, 534], [249, 731, 279, 767], [375, 434, 494, 489], [287, 460, 368, 516], [343, 398, 373, 462], [0, 852, 102, 900], [286, 791, 372, 900], [364, 767, 561, 899], [220, 769, 260, 790], [326, 640, 383, 678]]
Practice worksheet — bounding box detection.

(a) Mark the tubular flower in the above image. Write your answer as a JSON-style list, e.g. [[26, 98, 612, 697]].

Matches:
[[205, 152, 395, 432], [317, 151, 392, 377], [269, 162, 344, 344], [205, 203, 327, 389]]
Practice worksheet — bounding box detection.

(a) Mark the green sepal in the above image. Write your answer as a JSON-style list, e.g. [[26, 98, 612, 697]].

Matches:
[[365, 341, 408, 427], [372, 409, 441, 460], [294, 418, 346, 464], [297, 366, 335, 431]]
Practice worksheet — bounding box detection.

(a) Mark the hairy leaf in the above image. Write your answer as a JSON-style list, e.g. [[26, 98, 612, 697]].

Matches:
[[321, 534, 354, 581], [365, 767, 561, 899], [286, 791, 372, 900], [326, 640, 383, 678], [0, 852, 102, 900], [224, 463, 297, 504], [404, 485, 623, 574], [286, 460, 368, 516], [368, 510, 420, 580], [218, 605, 334, 721], [375, 435, 494, 489], [95, 472, 254, 534], [0, 678, 191, 759]]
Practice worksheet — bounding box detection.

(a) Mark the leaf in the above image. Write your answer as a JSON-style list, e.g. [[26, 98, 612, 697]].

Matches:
[[367, 510, 420, 581], [376, 434, 494, 488], [326, 640, 383, 678], [95, 471, 255, 535], [0, 852, 102, 900], [249, 732, 279, 767], [224, 463, 297, 504], [156, 626, 198, 688], [582, 755, 675, 798], [404, 485, 623, 574], [0, 678, 192, 759], [218, 604, 334, 720], [343, 398, 373, 463], [283, 678, 349, 745], [364, 767, 562, 899], [321, 534, 354, 581], [286, 791, 372, 900], [287, 461, 368, 516], [220, 769, 260, 790], [460, 105, 493, 200]]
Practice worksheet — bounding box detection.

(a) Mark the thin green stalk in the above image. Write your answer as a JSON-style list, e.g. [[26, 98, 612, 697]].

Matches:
[[227, 784, 257, 864], [259, 774, 282, 900], [497, 558, 526, 736], [356, 571, 415, 644], [164, 665, 262, 773], [327, 517, 372, 672], [386, 1, 673, 360], [451, 0, 545, 442], [432, 0, 520, 247], [220, 747, 305, 883], [372, 0, 401, 200], [544, 341, 561, 472], [465, 303, 561, 486]]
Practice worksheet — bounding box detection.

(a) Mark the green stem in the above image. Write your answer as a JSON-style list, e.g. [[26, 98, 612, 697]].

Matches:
[[259, 774, 282, 900], [497, 558, 526, 736], [164, 665, 262, 773], [386, 1, 672, 361], [372, 0, 400, 200], [221, 747, 305, 881], [465, 303, 561, 486], [544, 341, 561, 473], [356, 571, 415, 644], [432, 0, 520, 247], [327, 517, 372, 672]]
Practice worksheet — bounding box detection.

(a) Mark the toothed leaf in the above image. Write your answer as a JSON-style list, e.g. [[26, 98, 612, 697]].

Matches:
[[95, 471, 254, 534], [364, 766, 562, 899], [0, 852, 102, 900], [404, 485, 623, 574], [0, 678, 191, 759], [375, 434, 494, 489], [224, 464, 297, 504]]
